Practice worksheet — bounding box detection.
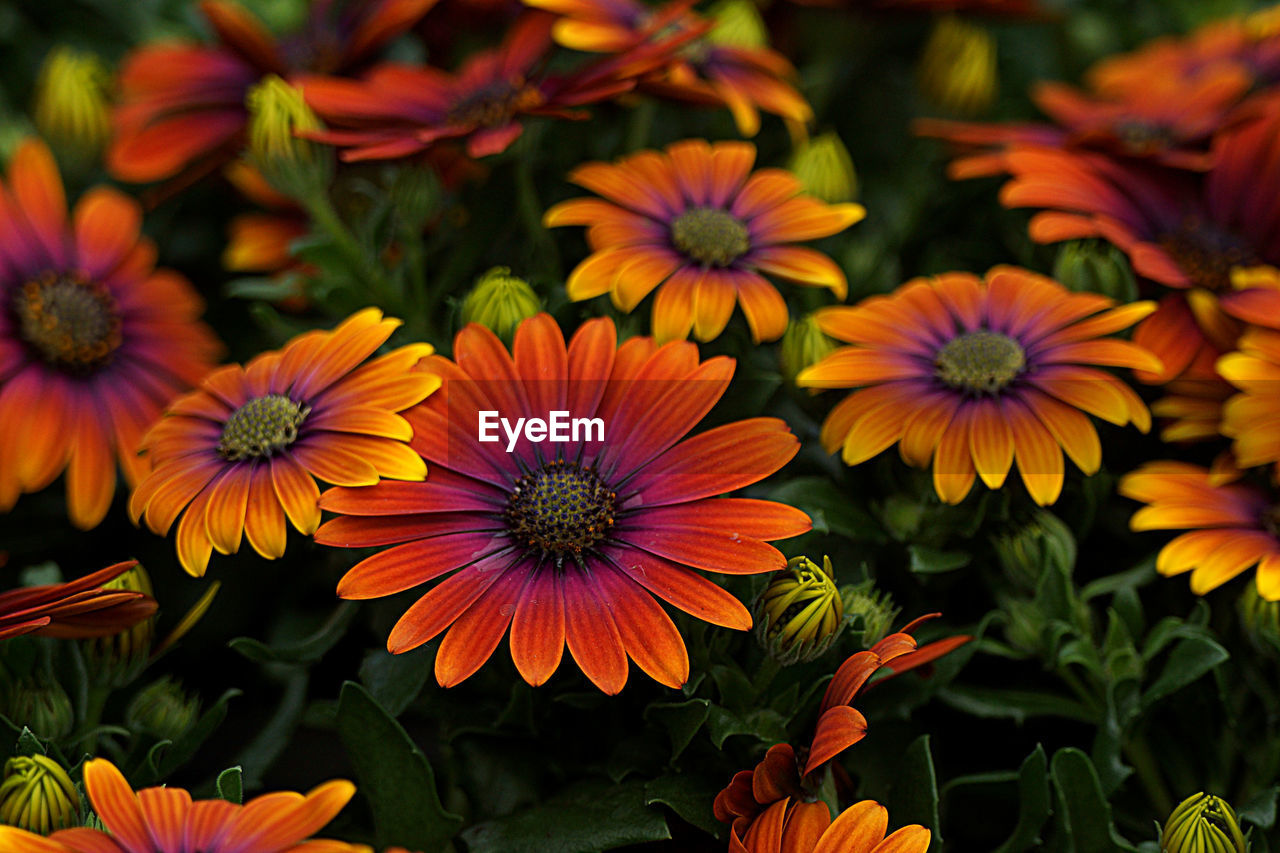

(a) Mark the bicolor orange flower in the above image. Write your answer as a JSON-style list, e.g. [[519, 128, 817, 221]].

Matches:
[[1219, 327, 1280, 471], [1120, 461, 1280, 598], [0, 139, 220, 529], [731, 799, 930, 853], [0, 758, 369, 853], [994, 99, 1280, 381], [129, 309, 438, 577], [301, 13, 635, 160], [1151, 347, 1231, 443], [526, 0, 812, 136], [797, 267, 1157, 505], [0, 561, 156, 641], [545, 139, 864, 343], [316, 314, 809, 693], [109, 0, 438, 183]]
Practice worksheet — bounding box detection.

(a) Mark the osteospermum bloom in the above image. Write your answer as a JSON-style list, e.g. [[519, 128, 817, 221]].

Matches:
[[316, 314, 809, 693], [0, 758, 369, 853], [109, 0, 438, 183], [0, 139, 220, 528], [129, 309, 438, 576], [1218, 328, 1280, 470], [732, 799, 930, 853], [797, 267, 1157, 505], [1120, 461, 1280, 598], [0, 561, 156, 641], [545, 139, 864, 343]]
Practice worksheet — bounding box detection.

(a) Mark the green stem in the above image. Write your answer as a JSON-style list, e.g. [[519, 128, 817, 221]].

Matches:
[[1056, 666, 1101, 718], [78, 686, 110, 753], [625, 98, 657, 152], [304, 190, 400, 312], [1124, 731, 1174, 818], [753, 656, 784, 698], [513, 126, 560, 280]]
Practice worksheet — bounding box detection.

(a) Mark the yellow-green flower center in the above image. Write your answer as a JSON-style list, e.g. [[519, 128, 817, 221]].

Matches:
[[14, 272, 121, 372], [505, 459, 616, 556], [672, 207, 750, 267], [217, 394, 310, 461], [935, 329, 1026, 393]]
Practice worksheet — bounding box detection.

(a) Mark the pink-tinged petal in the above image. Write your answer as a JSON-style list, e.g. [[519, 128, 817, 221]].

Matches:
[[594, 566, 688, 688], [563, 568, 629, 694], [509, 568, 565, 686], [336, 531, 510, 599], [387, 555, 518, 653], [609, 547, 752, 629], [634, 498, 811, 541], [9, 139, 68, 265], [435, 564, 532, 686], [626, 525, 787, 575]]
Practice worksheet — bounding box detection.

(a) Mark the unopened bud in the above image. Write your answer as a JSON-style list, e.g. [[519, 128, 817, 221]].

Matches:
[[126, 677, 201, 741], [757, 556, 844, 664], [781, 314, 838, 384], [707, 0, 768, 48], [83, 563, 156, 687], [1052, 241, 1139, 302], [33, 46, 112, 161], [788, 132, 858, 204], [840, 580, 899, 648], [991, 510, 1076, 591], [1161, 792, 1246, 853], [0, 755, 80, 834], [461, 267, 542, 344], [1, 676, 73, 741], [918, 16, 998, 116]]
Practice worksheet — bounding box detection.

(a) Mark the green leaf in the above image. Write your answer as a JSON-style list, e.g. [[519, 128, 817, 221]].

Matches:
[[215, 766, 243, 804], [15, 728, 44, 757], [705, 705, 789, 748], [644, 699, 710, 761], [337, 681, 462, 852], [1050, 748, 1137, 853], [769, 477, 885, 542], [1141, 636, 1229, 710], [645, 774, 724, 839], [460, 779, 670, 853], [993, 745, 1051, 853], [891, 735, 940, 848], [228, 602, 357, 665], [139, 689, 241, 786], [359, 646, 433, 718], [1240, 785, 1279, 829], [939, 685, 1094, 723], [907, 545, 971, 574]]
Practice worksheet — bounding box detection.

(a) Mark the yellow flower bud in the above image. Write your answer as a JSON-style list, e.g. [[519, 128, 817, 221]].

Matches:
[[918, 16, 998, 117], [788, 132, 858, 205], [33, 46, 112, 160], [707, 0, 768, 49], [1162, 792, 1247, 853], [757, 556, 844, 664], [246, 76, 329, 195], [780, 313, 839, 384], [126, 676, 201, 741], [83, 563, 156, 687], [461, 267, 542, 344], [0, 755, 80, 835]]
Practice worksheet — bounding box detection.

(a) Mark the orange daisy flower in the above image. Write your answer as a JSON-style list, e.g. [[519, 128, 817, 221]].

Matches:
[[0, 139, 220, 529], [109, 0, 438, 183], [731, 799, 930, 853], [0, 561, 156, 641], [1218, 327, 1280, 470], [0, 758, 368, 853], [129, 308, 438, 577], [316, 314, 809, 693], [545, 139, 864, 343], [1150, 347, 1231, 443], [796, 267, 1157, 506], [1119, 461, 1280, 598]]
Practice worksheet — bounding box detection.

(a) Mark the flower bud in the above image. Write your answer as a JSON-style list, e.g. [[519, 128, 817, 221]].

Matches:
[[461, 267, 542, 344], [246, 75, 329, 194], [839, 580, 899, 648], [126, 677, 201, 741], [918, 16, 997, 116], [0, 675, 74, 741], [33, 46, 112, 162], [0, 755, 80, 835], [990, 510, 1076, 591], [707, 0, 768, 48], [82, 563, 156, 687], [788, 132, 858, 205], [1161, 792, 1246, 853], [1239, 582, 1280, 656], [1052, 241, 1139, 302], [757, 556, 844, 664], [780, 314, 838, 384]]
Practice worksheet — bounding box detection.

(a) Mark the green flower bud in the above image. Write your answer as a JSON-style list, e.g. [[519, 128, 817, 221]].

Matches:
[[1, 676, 74, 741], [757, 556, 844, 665], [991, 510, 1076, 591], [706, 0, 768, 48], [1239, 583, 1280, 656], [840, 580, 900, 648], [918, 16, 997, 116], [33, 46, 112, 162], [126, 677, 201, 741], [246, 75, 330, 195], [1052, 241, 1139, 302], [82, 563, 156, 688], [461, 267, 542, 344], [780, 314, 838, 384], [1162, 792, 1246, 853], [788, 132, 858, 204], [0, 755, 80, 835]]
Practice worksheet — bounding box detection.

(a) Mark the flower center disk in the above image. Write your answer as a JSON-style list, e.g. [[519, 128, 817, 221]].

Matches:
[[1158, 217, 1259, 291], [505, 459, 616, 555], [217, 394, 310, 461], [671, 207, 750, 267], [449, 80, 543, 128], [935, 329, 1026, 393], [14, 273, 121, 372]]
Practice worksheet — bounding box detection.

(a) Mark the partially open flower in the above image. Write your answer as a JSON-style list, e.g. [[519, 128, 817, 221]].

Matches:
[[1161, 792, 1246, 853], [0, 755, 80, 835], [757, 556, 844, 664]]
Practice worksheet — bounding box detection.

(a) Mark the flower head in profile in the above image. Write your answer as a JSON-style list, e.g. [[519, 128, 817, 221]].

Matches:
[[0, 758, 369, 853], [798, 267, 1156, 505], [546, 139, 864, 343], [0, 139, 220, 528], [1161, 792, 1247, 853], [129, 309, 438, 576], [1120, 461, 1280, 598], [0, 561, 156, 641], [109, 0, 438, 183], [316, 314, 809, 693]]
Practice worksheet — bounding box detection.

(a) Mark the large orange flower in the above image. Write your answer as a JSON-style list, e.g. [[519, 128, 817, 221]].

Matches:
[[797, 267, 1157, 505], [0, 561, 156, 641], [129, 309, 437, 576], [316, 314, 809, 693], [0, 139, 220, 529], [0, 758, 368, 853], [545, 139, 864, 343], [732, 799, 930, 853], [1120, 461, 1280, 598]]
